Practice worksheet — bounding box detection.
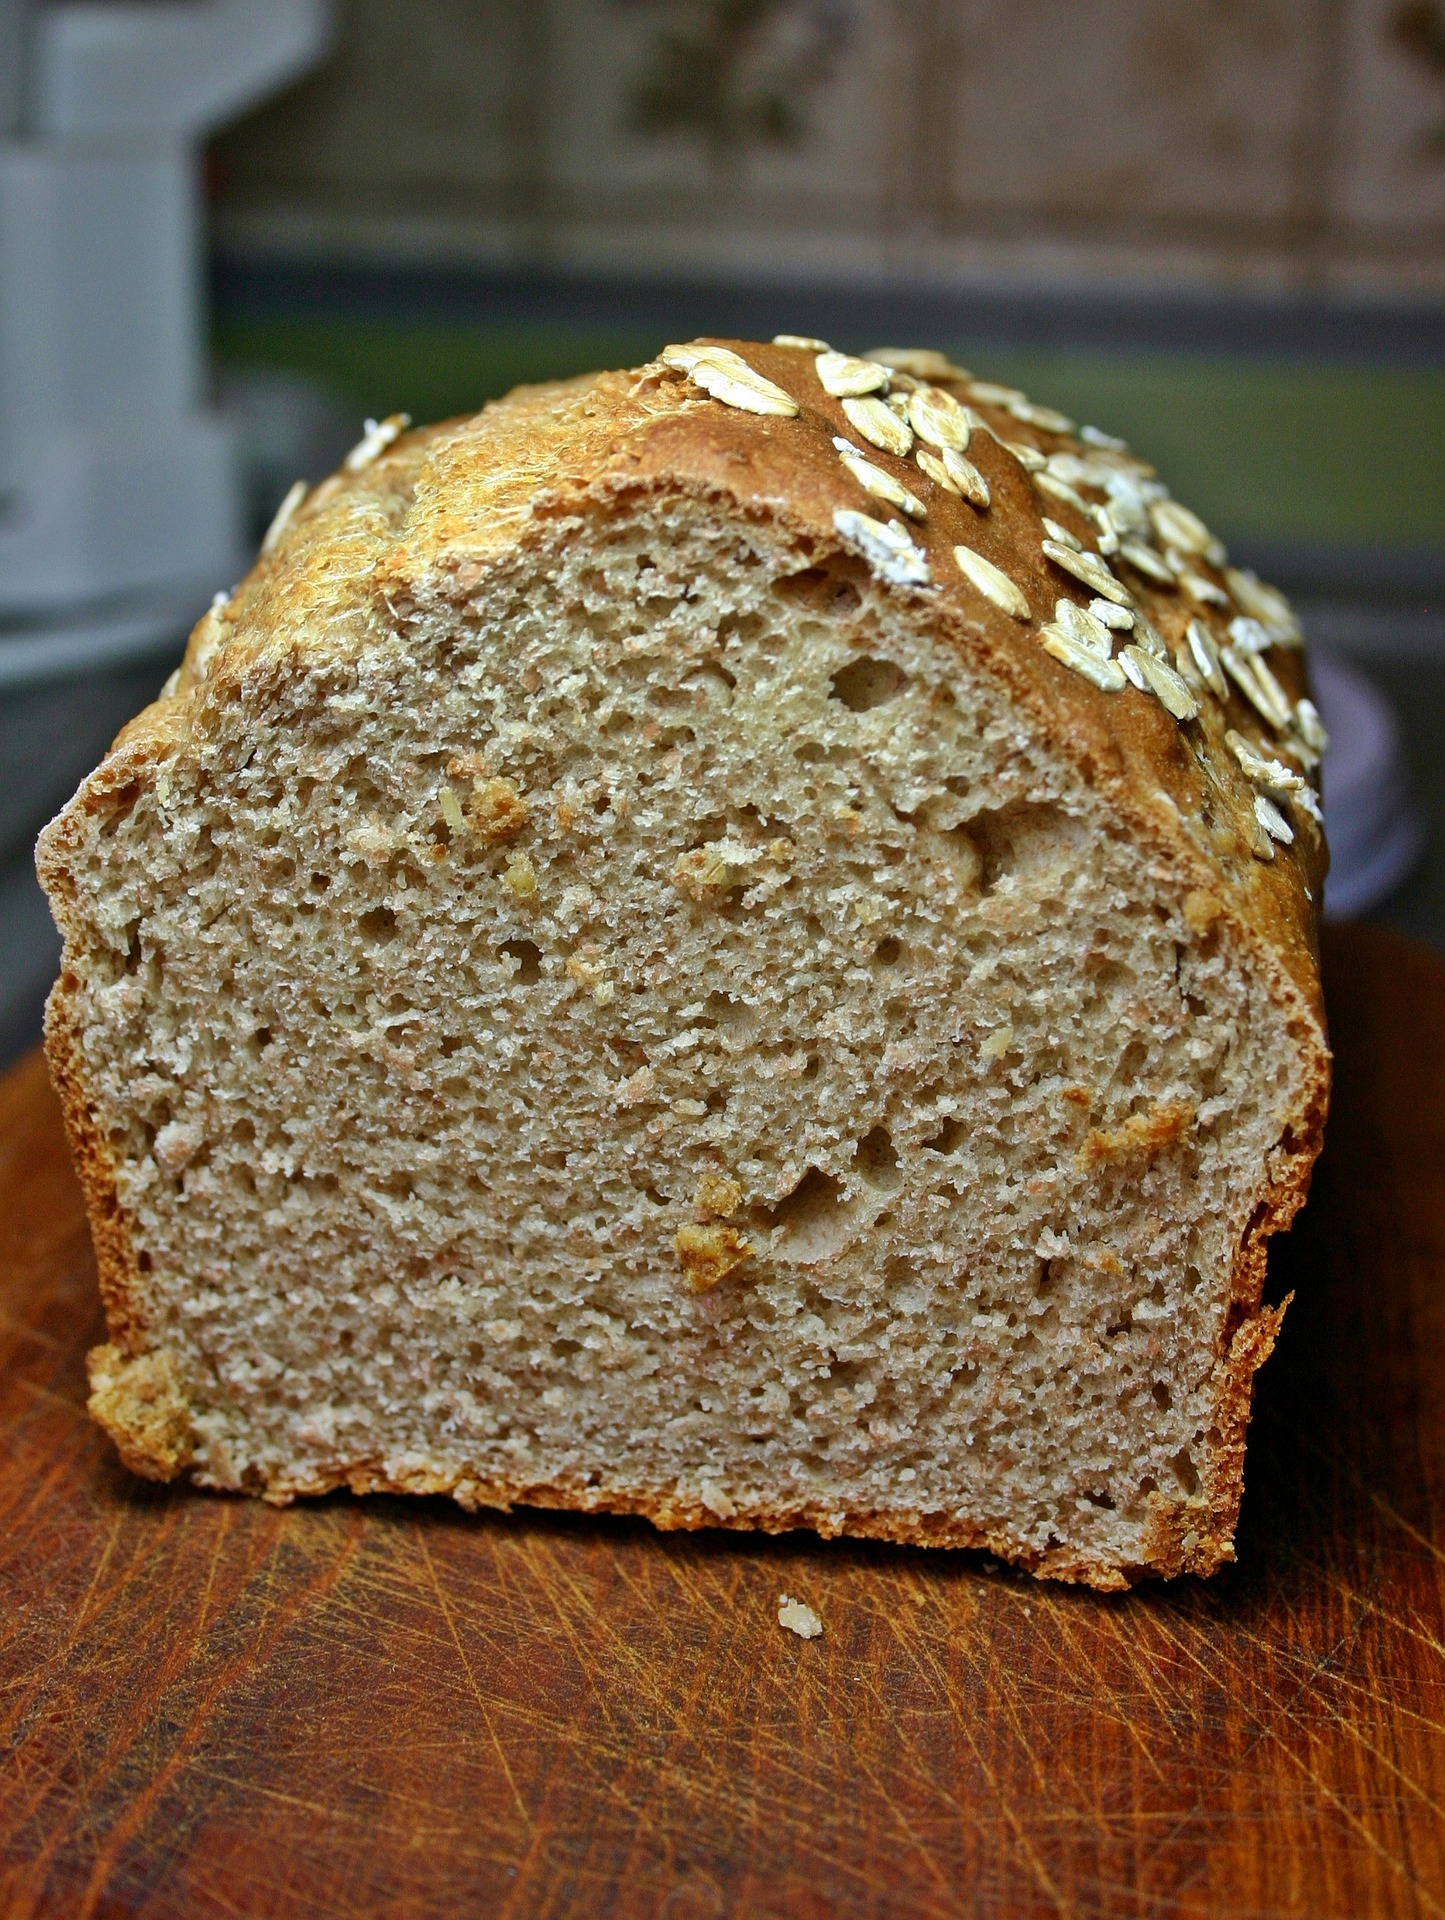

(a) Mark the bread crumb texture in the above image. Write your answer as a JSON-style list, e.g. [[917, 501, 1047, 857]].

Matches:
[[36, 341, 1329, 1588]]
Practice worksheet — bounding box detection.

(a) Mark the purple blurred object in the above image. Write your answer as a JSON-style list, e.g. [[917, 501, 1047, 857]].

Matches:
[[1313, 654, 1423, 919]]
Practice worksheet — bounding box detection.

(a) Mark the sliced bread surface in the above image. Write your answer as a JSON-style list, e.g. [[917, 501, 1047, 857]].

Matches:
[[37, 341, 1330, 1587]]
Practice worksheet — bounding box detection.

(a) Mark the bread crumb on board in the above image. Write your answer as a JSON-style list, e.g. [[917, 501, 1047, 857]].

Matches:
[[777, 1594, 823, 1639]]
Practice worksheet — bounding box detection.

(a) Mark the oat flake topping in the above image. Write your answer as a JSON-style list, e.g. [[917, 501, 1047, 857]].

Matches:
[[906, 386, 970, 452], [816, 351, 889, 398], [834, 437, 927, 519], [841, 394, 914, 457], [916, 446, 990, 509], [954, 545, 1030, 620], [1040, 624, 1128, 692]]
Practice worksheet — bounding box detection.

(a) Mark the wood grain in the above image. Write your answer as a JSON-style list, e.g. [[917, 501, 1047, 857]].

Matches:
[[3, 921, 1445, 1920]]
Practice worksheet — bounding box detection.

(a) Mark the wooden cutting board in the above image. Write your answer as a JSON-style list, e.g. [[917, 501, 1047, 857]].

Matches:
[[3, 920, 1444, 1920]]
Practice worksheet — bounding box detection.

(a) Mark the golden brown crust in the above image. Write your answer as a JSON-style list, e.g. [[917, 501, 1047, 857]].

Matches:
[[43, 967, 147, 1357], [36, 339, 1331, 1587]]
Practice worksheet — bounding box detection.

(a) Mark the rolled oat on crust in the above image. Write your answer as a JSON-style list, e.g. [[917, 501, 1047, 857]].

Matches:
[[36, 341, 1330, 1587]]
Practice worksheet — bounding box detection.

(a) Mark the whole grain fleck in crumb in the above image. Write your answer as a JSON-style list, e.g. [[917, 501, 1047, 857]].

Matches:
[[1082, 1099, 1195, 1167], [675, 1222, 749, 1290], [502, 852, 537, 897], [699, 1476, 737, 1517], [777, 1595, 823, 1639], [981, 1024, 1014, 1061], [1183, 889, 1222, 936], [695, 1171, 744, 1217], [467, 777, 528, 842]]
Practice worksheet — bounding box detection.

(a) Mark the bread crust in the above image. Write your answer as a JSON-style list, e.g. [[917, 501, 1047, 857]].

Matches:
[[38, 341, 1331, 1587]]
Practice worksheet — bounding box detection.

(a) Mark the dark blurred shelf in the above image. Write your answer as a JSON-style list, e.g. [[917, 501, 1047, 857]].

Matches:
[[212, 258, 1445, 364]]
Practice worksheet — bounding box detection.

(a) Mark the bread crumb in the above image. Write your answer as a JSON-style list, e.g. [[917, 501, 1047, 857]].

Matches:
[[615, 1065, 656, 1108], [674, 1223, 749, 1291], [777, 1594, 823, 1639], [566, 951, 605, 989], [153, 1119, 203, 1175]]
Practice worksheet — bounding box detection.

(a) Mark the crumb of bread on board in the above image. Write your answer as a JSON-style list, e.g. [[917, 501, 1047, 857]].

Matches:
[[777, 1595, 823, 1639]]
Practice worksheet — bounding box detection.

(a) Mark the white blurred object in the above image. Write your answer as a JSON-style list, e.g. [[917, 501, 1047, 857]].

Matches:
[[216, 365, 356, 545], [1315, 653, 1424, 919], [0, 0, 330, 628]]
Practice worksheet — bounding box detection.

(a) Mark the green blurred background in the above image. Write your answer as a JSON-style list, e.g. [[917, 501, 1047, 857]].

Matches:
[[214, 315, 1445, 553]]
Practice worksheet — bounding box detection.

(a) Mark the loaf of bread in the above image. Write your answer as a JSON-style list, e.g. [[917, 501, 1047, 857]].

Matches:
[[37, 339, 1330, 1588]]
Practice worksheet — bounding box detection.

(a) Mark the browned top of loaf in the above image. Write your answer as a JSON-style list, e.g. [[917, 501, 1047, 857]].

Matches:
[[74, 339, 1326, 1027]]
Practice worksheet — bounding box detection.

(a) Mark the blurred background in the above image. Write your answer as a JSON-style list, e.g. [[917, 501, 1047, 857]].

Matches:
[[2, 0, 1443, 1066]]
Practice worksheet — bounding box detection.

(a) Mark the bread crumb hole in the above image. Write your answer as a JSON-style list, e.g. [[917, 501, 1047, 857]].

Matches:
[[855, 1125, 900, 1190], [872, 935, 903, 966], [358, 906, 397, 943], [830, 656, 911, 712], [777, 565, 861, 615], [498, 939, 542, 983], [1169, 1447, 1200, 1496]]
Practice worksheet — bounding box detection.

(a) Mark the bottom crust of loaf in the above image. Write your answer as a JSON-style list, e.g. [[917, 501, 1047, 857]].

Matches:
[[87, 1299, 1288, 1591]]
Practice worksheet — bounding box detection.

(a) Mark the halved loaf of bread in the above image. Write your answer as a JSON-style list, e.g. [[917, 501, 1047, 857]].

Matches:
[[37, 339, 1330, 1588]]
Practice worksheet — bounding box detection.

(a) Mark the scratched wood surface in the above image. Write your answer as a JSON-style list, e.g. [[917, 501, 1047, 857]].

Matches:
[[3, 920, 1445, 1920]]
